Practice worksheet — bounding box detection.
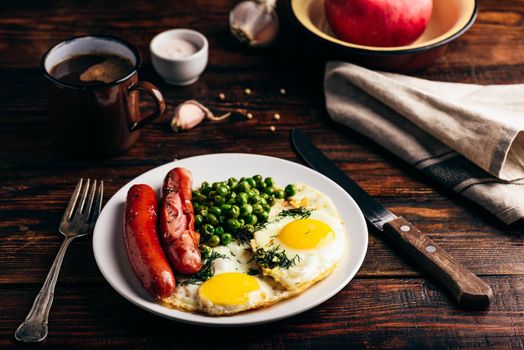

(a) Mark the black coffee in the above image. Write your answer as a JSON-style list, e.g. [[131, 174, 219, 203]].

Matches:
[[50, 53, 134, 86]]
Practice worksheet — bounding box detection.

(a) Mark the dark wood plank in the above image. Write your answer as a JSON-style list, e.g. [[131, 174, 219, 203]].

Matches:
[[1, 276, 522, 349]]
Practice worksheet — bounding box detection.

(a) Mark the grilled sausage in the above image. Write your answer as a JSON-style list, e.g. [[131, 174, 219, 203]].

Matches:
[[124, 184, 176, 299], [159, 167, 202, 274]]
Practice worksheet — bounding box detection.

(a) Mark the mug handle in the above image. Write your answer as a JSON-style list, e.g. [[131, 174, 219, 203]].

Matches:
[[127, 81, 166, 131]]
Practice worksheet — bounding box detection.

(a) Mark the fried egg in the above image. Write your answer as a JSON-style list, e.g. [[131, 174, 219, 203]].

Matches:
[[251, 183, 346, 291]]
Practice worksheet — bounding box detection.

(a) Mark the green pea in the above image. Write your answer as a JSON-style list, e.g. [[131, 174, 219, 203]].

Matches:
[[237, 180, 250, 192], [208, 190, 217, 199], [260, 193, 269, 200], [240, 203, 253, 216], [195, 214, 204, 227], [263, 187, 274, 196], [285, 184, 297, 197], [267, 196, 276, 206], [263, 204, 271, 212], [199, 244, 211, 258], [206, 213, 219, 226], [203, 224, 215, 236], [238, 218, 245, 226], [227, 218, 241, 231], [243, 224, 255, 233], [253, 175, 263, 183], [220, 203, 232, 212], [252, 203, 264, 214], [209, 206, 221, 217], [249, 188, 260, 196], [201, 181, 210, 189], [198, 207, 209, 217], [229, 205, 240, 218], [201, 186, 212, 195], [221, 233, 232, 245], [236, 192, 249, 205], [193, 202, 201, 210], [208, 235, 220, 247], [215, 226, 225, 236], [217, 185, 229, 196], [219, 215, 227, 224], [246, 178, 256, 188], [274, 189, 285, 199], [264, 177, 275, 187], [259, 197, 268, 206], [257, 181, 267, 191], [229, 192, 237, 200], [228, 177, 238, 187], [211, 182, 221, 190], [245, 214, 258, 225], [258, 211, 269, 222], [214, 195, 225, 205]]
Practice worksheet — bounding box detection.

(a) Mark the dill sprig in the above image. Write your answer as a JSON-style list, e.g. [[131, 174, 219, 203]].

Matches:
[[277, 207, 313, 219], [254, 246, 302, 270], [179, 251, 227, 286], [247, 268, 261, 276], [235, 225, 255, 244], [255, 207, 313, 231]]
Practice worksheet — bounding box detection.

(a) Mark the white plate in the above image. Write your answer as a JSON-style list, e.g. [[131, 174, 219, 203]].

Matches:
[[93, 153, 368, 326]]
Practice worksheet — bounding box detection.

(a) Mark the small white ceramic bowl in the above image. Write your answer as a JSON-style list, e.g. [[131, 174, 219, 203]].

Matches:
[[150, 29, 208, 86]]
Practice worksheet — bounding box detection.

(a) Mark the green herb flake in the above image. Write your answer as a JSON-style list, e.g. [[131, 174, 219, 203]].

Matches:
[[247, 268, 261, 276], [179, 251, 228, 286], [254, 246, 302, 270]]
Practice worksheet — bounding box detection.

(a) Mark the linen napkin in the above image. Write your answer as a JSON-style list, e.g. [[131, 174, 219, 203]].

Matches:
[[324, 62, 524, 225]]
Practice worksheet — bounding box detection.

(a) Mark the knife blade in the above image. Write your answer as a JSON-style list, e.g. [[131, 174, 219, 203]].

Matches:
[[291, 128, 493, 309]]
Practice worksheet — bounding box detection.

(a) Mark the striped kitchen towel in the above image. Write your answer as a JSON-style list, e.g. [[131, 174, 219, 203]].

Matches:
[[324, 62, 524, 225]]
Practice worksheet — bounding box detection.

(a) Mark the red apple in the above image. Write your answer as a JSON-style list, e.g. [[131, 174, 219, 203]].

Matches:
[[325, 0, 433, 47]]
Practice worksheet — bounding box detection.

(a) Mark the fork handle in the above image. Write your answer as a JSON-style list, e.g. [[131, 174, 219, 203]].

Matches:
[[15, 236, 75, 342]]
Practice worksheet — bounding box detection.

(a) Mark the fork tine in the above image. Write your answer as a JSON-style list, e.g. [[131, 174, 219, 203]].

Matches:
[[77, 178, 91, 214], [90, 180, 104, 222], [85, 179, 97, 218], [61, 179, 83, 222]]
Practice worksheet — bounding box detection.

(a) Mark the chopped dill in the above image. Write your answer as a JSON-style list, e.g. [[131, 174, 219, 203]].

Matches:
[[254, 246, 302, 270], [235, 225, 255, 244], [179, 251, 228, 286], [255, 207, 313, 231], [247, 268, 261, 276], [277, 207, 313, 220]]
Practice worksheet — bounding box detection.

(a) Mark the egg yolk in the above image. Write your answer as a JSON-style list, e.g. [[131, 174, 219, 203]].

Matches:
[[278, 219, 334, 249], [199, 272, 260, 305]]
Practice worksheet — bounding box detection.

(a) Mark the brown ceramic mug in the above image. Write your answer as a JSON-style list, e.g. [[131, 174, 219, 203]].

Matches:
[[42, 35, 166, 158]]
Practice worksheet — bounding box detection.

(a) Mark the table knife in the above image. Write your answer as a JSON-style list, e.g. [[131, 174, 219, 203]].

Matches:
[[291, 128, 493, 309]]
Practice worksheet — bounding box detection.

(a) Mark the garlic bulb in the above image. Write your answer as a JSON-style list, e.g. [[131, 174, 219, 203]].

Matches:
[[171, 100, 231, 132], [229, 0, 279, 47]]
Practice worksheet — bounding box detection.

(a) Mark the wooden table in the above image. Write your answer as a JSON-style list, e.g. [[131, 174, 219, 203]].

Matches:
[[1, 0, 523, 348]]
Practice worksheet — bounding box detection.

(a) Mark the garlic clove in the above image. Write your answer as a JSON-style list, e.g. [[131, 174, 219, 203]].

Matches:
[[171, 100, 231, 132], [229, 0, 279, 48]]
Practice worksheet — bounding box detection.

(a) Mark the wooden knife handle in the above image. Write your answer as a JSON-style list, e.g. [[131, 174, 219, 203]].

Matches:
[[383, 217, 493, 309]]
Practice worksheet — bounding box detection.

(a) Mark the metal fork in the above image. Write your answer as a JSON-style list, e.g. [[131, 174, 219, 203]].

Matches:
[[14, 179, 104, 343]]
